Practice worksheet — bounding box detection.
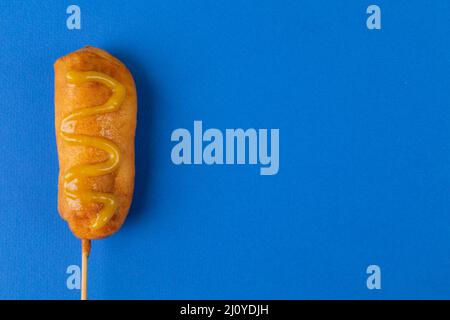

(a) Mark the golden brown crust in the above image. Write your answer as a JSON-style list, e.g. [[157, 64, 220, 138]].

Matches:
[[55, 46, 137, 239]]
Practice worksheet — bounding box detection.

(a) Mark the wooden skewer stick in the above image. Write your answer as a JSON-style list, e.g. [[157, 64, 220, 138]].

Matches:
[[81, 239, 91, 300]]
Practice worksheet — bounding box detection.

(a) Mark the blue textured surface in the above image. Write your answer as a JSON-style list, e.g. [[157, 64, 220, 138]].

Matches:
[[0, 0, 449, 299]]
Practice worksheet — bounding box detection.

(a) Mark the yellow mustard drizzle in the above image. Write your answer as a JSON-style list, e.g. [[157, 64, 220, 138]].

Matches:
[[61, 71, 126, 230]]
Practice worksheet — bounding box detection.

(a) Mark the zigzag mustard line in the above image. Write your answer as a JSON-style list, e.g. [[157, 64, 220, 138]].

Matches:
[[61, 71, 126, 230]]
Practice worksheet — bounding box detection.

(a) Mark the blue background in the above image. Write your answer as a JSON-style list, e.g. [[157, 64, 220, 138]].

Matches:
[[0, 0, 449, 299]]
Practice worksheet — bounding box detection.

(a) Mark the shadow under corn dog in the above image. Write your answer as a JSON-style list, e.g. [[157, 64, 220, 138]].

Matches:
[[105, 47, 160, 228]]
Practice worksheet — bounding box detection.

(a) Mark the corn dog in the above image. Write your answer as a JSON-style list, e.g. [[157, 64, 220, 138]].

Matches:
[[55, 46, 137, 239]]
